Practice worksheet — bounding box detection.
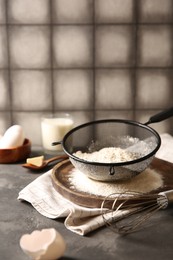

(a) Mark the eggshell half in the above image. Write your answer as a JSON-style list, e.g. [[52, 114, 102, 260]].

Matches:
[[0, 125, 25, 149], [20, 228, 66, 260]]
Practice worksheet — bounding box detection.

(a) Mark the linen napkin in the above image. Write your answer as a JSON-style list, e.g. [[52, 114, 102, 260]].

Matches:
[[18, 170, 109, 235], [18, 133, 173, 236]]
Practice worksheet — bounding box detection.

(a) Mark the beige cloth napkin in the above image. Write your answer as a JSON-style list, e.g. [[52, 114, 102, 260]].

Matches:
[[18, 170, 109, 235], [18, 133, 173, 236]]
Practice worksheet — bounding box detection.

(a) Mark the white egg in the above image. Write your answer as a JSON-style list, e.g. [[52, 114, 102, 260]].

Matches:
[[0, 125, 25, 149], [20, 228, 66, 260]]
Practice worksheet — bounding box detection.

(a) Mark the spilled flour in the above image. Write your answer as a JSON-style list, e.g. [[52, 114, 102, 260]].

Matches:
[[68, 168, 163, 196]]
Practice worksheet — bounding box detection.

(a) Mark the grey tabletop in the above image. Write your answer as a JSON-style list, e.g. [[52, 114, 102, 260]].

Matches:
[[1, 152, 173, 260]]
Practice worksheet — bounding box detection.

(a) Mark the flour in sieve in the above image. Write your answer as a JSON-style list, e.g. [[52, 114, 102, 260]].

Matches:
[[73, 147, 140, 163], [68, 168, 163, 196]]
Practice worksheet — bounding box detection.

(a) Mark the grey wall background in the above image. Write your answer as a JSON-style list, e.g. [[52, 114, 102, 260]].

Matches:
[[0, 0, 173, 145]]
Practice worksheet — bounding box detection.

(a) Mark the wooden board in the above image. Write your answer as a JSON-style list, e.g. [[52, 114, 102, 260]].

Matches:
[[51, 158, 173, 208]]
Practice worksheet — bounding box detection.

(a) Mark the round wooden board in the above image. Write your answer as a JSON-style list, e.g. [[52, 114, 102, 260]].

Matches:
[[51, 158, 173, 208], [51, 159, 108, 208]]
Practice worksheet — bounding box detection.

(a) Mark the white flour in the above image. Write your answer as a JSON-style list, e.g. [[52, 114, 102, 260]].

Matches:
[[68, 168, 163, 196], [71, 147, 163, 196], [73, 147, 140, 163]]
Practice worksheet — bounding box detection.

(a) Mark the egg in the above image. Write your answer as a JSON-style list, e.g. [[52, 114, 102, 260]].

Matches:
[[19, 228, 66, 260], [0, 125, 25, 149]]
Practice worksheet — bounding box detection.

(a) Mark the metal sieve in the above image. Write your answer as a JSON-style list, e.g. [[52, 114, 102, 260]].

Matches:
[[53, 107, 173, 182]]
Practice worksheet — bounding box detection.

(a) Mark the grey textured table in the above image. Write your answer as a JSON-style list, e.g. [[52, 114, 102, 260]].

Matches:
[[1, 151, 173, 260]]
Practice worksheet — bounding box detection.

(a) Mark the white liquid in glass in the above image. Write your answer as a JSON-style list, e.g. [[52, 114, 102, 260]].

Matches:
[[41, 117, 73, 152]]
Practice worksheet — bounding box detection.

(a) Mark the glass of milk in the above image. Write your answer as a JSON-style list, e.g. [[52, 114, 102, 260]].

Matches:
[[41, 113, 74, 154]]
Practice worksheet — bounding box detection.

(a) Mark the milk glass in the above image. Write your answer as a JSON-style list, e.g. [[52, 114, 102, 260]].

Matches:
[[41, 113, 74, 154]]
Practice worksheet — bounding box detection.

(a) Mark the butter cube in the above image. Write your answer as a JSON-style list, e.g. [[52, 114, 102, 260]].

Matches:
[[26, 155, 44, 167]]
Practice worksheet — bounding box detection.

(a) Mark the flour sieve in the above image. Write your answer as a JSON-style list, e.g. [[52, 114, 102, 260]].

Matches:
[[52, 107, 173, 182]]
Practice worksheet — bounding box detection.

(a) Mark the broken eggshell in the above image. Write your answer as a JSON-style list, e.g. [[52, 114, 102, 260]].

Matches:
[[19, 228, 66, 260]]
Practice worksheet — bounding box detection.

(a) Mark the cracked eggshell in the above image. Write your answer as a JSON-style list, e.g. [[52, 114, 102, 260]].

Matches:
[[0, 125, 25, 148], [19, 228, 66, 260]]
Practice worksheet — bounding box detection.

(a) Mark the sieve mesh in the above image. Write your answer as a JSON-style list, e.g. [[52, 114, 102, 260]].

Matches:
[[62, 119, 161, 181]]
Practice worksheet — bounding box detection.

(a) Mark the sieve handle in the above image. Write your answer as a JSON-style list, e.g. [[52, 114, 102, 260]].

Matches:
[[52, 141, 62, 146], [145, 107, 173, 125]]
